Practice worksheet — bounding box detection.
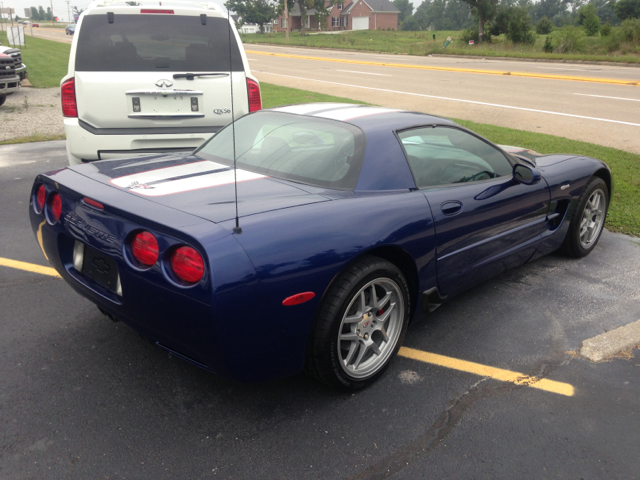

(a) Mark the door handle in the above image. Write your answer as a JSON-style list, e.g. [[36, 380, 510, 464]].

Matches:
[[441, 200, 463, 216]]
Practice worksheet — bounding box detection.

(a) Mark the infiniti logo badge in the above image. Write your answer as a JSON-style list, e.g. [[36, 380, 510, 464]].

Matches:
[[155, 79, 173, 88]]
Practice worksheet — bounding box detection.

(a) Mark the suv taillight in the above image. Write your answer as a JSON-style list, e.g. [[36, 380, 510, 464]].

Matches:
[[247, 78, 262, 113], [61, 78, 77, 117]]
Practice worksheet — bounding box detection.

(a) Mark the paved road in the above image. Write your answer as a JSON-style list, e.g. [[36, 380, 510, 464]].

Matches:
[[247, 45, 640, 154], [1, 141, 639, 479], [24, 26, 73, 44]]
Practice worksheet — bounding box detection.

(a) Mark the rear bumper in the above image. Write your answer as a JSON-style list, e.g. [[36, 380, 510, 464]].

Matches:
[[0, 74, 20, 94], [28, 171, 308, 382], [64, 117, 220, 164]]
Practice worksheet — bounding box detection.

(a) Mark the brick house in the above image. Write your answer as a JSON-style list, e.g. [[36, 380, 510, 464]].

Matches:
[[327, 0, 399, 31], [272, 0, 399, 33], [272, 3, 321, 33]]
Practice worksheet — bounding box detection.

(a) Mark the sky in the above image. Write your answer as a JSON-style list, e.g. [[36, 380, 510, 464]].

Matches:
[[0, 0, 230, 23], [0, 0, 433, 24]]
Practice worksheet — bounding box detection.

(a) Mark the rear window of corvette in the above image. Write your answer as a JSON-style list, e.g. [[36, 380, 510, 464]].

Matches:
[[75, 14, 244, 72], [196, 112, 367, 190]]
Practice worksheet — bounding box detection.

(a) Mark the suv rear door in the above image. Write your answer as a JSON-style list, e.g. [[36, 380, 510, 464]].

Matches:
[[73, 11, 247, 132]]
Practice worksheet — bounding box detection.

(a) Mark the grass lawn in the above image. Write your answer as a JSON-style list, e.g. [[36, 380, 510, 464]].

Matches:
[[0, 30, 71, 87], [241, 29, 640, 64], [260, 82, 369, 108]]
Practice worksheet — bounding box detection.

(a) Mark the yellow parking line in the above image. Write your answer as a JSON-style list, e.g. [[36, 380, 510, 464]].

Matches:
[[0, 257, 60, 278], [399, 346, 575, 397], [246, 50, 640, 87]]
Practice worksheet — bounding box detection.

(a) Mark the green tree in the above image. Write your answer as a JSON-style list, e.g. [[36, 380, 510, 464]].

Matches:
[[461, 0, 499, 41], [506, 6, 535, 43], [30, 6, 39, 20], [225, 0, 277, 32], [393, 0, 414, 23], [615, 0, 640, 19], [536, 15, 554, 33], [577, 3, 601, 35], [38, 6, 46, 20]]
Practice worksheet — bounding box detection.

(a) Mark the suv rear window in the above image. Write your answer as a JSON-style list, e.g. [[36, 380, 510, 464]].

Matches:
[[75, 14, 243, 72], [196, 112, 366, 190]]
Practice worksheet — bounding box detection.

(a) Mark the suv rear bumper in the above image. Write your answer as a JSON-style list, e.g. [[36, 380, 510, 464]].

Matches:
[[0, 74, 20, 95], [64, 117, 221, 164]]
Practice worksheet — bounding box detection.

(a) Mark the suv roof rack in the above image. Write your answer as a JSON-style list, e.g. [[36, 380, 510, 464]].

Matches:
[[86, 0, 225, 13]]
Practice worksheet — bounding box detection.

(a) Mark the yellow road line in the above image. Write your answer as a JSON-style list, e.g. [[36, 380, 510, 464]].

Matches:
[[0, 257, 60, 278], [246, 50, 640, 87], [399, 346, 574, 397]]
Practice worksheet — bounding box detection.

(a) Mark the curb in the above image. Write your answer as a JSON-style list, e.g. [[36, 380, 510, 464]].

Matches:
[[580, 319, 640, 362]]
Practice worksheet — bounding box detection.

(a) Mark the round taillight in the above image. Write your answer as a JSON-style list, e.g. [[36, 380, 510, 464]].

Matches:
[[36, 184, 46, 212], [51, 193, 62, 222], [130, 231, 159, 267], [170, 246, 204, 284]]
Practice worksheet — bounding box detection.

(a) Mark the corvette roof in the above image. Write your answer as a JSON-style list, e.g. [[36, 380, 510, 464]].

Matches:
[[269, 103, 456, 130]]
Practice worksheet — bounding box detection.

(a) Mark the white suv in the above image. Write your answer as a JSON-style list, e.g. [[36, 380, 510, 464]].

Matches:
[[61, 1, 262, 165]]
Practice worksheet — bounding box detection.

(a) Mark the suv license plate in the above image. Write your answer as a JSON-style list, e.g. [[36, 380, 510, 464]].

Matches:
[[81, 244, 119, 293]]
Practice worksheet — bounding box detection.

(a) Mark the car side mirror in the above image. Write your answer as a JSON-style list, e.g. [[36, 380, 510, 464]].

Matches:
[[513, 164, 541, 185]]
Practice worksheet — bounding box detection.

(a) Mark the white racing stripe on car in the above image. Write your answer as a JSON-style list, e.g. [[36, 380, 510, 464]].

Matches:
[[315, 106, 401, 121], [110, 160, 266, 197], [272, 103, 354, 115]]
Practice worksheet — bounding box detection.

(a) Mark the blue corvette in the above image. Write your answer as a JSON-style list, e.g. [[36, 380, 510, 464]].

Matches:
[[30, 103, 611, 389]]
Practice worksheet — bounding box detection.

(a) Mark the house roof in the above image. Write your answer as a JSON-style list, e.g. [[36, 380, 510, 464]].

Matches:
[[342, 0, 399, 14]]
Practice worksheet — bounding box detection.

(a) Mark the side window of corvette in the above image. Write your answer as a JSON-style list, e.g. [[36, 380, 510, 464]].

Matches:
[[398, 126, 513, 188]]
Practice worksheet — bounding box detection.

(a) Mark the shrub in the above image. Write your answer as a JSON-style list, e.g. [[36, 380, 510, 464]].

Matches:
[[506, 7, 536, 44], [600, 22, 612, 36], [578, 3, 601, 36], [605, 28, 624, 51], [461, 24, 492, 44], [461, 27, 479, 43], [543, 36, 554, 52], [553, 26, 587, 53], [622, 18, 640, 43], [536, 16, 553, 35]]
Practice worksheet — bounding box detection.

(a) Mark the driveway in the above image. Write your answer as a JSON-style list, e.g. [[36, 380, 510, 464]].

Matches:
[[1, 141, 639, 479]]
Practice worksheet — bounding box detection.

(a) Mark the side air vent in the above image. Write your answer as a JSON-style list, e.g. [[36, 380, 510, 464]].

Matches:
[[548, 199, 570, 230]]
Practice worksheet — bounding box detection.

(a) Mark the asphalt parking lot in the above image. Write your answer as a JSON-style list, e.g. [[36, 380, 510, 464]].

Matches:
[[1, 141, 639, 479]]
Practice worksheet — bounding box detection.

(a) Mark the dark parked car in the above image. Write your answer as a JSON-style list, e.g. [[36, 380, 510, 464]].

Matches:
[[29, 104, 611, 389], [65, 24, 76, 35]]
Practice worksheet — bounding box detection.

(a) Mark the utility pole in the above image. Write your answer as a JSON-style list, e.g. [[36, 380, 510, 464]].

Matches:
[[66, 0, 70, 22], [0, 2, 4, 32], [284, 0, 289, 42], [50, 0, 54, 24]]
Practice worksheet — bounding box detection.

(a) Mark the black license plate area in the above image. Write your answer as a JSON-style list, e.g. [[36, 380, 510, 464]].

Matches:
[[81, 245, 119, 293]]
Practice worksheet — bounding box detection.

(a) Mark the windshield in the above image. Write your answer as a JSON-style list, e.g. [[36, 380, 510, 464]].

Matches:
[[196, 112, 366, 190]]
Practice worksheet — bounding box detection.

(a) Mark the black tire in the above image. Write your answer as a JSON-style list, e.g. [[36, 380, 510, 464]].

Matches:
[[0, 95, 6, 107], [306, 255, 410, 390], [562, 177, 609, 258]]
